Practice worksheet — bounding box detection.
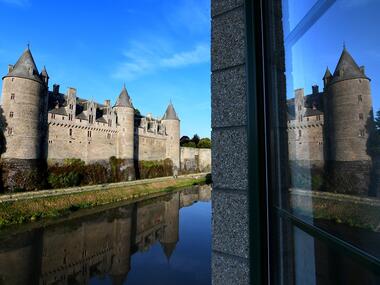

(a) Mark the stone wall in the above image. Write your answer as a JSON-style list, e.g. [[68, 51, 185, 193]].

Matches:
[[288, 115, 324, 162], [47, 117, 117, 163], [180, 147, 211, 172], [135, 128, 167, 161], [211, 0, 250, 284]]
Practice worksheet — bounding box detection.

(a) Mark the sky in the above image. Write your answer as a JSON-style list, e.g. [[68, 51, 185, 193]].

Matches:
[[0, 0, 211, 138], [285, 0, 380, 113]]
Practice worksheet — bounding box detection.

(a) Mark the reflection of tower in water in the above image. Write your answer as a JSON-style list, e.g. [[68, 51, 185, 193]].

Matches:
[[160, 192, 180, 261]]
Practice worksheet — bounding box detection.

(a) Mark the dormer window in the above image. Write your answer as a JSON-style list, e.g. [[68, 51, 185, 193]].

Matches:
[[10, 93, 15, 100]]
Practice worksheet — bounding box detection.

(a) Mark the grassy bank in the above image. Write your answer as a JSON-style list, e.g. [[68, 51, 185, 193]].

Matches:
[[0, 176, 206, 228]]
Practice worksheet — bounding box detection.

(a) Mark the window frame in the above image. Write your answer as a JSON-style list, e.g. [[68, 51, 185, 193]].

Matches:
[[245, 0, 380, 284]]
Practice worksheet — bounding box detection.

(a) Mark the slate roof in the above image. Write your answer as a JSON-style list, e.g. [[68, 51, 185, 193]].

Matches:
[[162, 103, 179, 120], [76, 112, 88, 120], [115, 85, 133, 108], [330, 47, 369, 84], [49, 107, 67, 116], [4, 48, 43, 83]]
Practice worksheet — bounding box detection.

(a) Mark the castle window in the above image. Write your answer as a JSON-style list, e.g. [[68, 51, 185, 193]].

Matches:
[[9, 111, 13, 118], [51, 113, 55, 119], [89, 115, 93, 124], [359, 113, 364, 120], [87, 130, 92, 138], [69, 129, 73, 136], [359, 130, 365, 137], [69, 104, 73, 110], [108, 119, 112, 127], [107, 133, 111, 139], [10, 93, 15, 100], [7, 128, 13, 135], [358, 95, 363, 102], [299, 130, 302, 137], [316, 115, 321, 121], [68, 114, 73, 121], [116, 116, 118, 125], [62, 116, 64, 120]]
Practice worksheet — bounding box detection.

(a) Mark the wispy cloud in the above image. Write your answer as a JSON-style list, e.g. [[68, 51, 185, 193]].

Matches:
[[113, 42, 210, 80], [160, 44, 209, 68], [0, 0, 30, 7]]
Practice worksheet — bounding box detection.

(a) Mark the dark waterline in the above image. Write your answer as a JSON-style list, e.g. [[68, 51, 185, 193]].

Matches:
[[0, 186, 212, 285]]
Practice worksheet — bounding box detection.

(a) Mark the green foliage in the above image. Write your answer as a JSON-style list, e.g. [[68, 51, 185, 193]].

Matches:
[[138, 158, 173, 179], [182, 141, 197, 148], [191, 134, 200, 146], [197, 138, 211, 148]]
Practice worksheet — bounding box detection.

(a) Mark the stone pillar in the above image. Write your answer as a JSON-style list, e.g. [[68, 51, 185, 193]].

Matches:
[[211, 1, 250, 284]]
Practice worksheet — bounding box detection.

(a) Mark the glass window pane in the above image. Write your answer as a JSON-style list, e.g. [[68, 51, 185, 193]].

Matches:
[[265, 0, 380, 282]]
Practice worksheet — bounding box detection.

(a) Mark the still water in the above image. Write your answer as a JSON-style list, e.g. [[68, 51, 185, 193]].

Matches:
[[0, 186, 212, 285]]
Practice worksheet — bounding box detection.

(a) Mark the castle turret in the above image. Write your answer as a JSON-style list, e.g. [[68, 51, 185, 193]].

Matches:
[[1, 47, 48, 161], [162, 102, 180, 170], [159, 193, 180, 262], [324, 47, 373, 195], [114, 85, 134, 166]]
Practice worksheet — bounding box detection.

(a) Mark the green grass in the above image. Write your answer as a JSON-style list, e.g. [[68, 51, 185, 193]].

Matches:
[[0, 177, 206, 228]]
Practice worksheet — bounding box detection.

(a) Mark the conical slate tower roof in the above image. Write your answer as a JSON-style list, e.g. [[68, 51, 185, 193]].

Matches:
[[5, 47, 42, 83], [323, 67, 332, 79], [115, 84, 133, 107], [331, 47, 368, 83], [161, 242, 177, 261], [162, 102, 179, 120], [41, 66, 48, 78]]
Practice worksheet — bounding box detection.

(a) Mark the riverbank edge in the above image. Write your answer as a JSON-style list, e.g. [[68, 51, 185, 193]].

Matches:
[[0, 172, 209, 203], [0, 174, 210, 229]]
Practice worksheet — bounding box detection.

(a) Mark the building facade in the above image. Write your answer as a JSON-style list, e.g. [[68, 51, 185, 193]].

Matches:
[[0, 48, 181, 170]]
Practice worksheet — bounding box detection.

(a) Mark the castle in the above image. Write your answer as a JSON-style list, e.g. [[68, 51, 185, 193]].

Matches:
[[0, 47, 182, 175], [287, 47, 374, 195]]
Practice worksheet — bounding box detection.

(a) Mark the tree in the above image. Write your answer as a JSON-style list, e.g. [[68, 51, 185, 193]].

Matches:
[[183, 141, 196, 148], [197, 138, 211, 148], [191, 134, 200, 146], [180, 136, 190, 146]]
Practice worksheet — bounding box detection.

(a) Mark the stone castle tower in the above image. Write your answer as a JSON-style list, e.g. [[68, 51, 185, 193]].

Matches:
[[114, 84, 134, 164], [162, 103, 180, 169], [1, 47, 49, 162], [0, 48, 182, 188], [287, 47, 374, 195]]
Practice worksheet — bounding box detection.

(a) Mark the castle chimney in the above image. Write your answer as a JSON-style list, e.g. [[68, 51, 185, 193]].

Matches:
[[104, 100, 111, 107], [312, 85, 319, 94], [53, 84, 60, 95], [8, 64, 13, 73], [67, 87, 76, 97]]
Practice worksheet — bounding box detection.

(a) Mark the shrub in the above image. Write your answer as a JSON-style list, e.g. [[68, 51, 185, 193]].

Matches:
[[138, 159, 173, 179], [197, 138, 211, 148], [183, 142, 196, 148]]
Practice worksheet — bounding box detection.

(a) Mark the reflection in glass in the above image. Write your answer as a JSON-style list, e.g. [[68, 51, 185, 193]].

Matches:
[[265, 0, 380, 284]]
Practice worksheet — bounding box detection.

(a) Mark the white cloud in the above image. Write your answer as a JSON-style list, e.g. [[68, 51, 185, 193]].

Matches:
[[0, 0, 30, 7], [160, 44, 209, 68], [113, 42, 210, 80]]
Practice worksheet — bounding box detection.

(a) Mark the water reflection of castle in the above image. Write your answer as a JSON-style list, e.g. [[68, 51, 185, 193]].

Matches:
[[287, 47, 375, 195], [0, 186, 211, 285]]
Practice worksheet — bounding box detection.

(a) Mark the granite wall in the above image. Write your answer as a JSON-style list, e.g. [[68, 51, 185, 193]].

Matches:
[[211, 0, 250, 284]]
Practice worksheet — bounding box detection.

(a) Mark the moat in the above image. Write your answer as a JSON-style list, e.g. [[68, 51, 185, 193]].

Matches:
[[0, 185, 212, 285]]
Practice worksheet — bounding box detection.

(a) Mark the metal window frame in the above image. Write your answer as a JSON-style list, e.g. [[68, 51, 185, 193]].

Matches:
[[245, 0, 380, 284]]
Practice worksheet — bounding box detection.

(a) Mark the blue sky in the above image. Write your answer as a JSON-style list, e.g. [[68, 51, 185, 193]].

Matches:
[[285, 0, 380, 113], [0, 0, 211, 137]]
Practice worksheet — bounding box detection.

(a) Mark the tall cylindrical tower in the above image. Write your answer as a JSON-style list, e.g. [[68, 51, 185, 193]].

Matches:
[[325, 47, 373, 195], [162, 103, 180, 170], [1, 48, 47, 160], [115, 85, 135, 163], [326, 48, 372, 161]]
